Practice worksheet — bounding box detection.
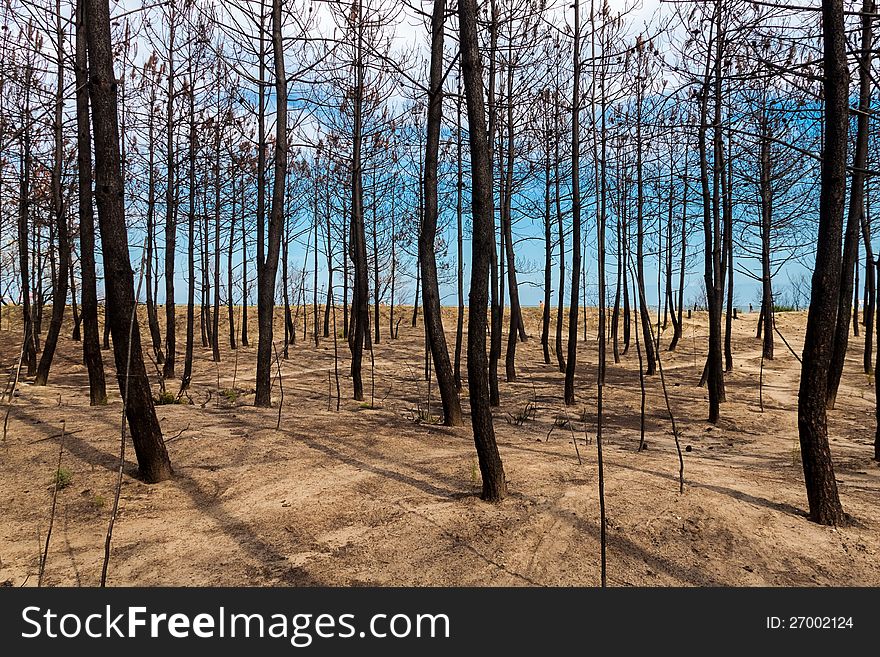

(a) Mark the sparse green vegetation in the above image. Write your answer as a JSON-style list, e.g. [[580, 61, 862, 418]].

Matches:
[[53, 467, 72, 490], [220, 388, 239, 404], [154, 390, 179, 405]]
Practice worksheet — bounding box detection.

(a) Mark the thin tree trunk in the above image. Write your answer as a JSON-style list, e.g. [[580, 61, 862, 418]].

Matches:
[[254, 0, 288, 407], [564, 0, 582, 406], [74, 0, 106, 404], [181, 66, 196, 392], [35, 0, 70, 386], [827, 0, 872, 410], [459, 0, 506, 501], [420, 0, 462, 426], [162, 14, 177, 380], [85, 0, 172, 482]]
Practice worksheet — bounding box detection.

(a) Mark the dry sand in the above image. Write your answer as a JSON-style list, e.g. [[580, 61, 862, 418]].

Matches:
[[1, 307, 878, 587]]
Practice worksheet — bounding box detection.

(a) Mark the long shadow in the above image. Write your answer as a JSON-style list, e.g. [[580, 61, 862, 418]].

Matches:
[[170, 469, 325, 585], [273, 421, 726, 586], [10, 404, 323, 585], [284, 431, 466, 501], [9, 404, 138, 475], [615, 460, 807, 519]]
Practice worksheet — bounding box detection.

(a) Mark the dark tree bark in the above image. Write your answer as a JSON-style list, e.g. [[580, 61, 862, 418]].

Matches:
[[347, 0, 371, 402], [669, 153, 688, 352], [419, 0, 462, 426], [502, 36, 525, 382], [35, 0, 70, 386], [564, 0, 582, 406], [487, 0, 501, 406], [70, 258, 81, 341], [211, 103, 222, 363], [254, 0, 288, 407], [240, 182, 249, 347], [758, 114, 774, 360], [227, 168, 237, 350], [723, 144, 734, 373], [145, 77, 164, 366], [634, 41, 655, 377], [162, 12, 177, 380], [862, 211, 874, 374], [85, 0, 172, 482], [17, 75, 37, 377], [454, 78, 465, 389], [74, 0, 106, 405], [797, 0, 847, 525], [875, 256, 880, 461], [459, 0, 506, 501], [181, 67, 196, 392], [698, 1, 725, 423], [541, 111, 552, 365], [826, 0, 872, 409], [554, 97, 566, 372]]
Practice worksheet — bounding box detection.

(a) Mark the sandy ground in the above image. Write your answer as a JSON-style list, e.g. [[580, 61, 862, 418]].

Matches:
[[0, 305, 878, 587]]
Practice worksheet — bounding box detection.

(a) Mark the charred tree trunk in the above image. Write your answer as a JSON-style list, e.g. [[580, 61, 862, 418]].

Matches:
[[541, 114, 552, 365], [145, 81, 164, 366], [826, 0, 872, 410], [227, 169, 237, 350], [85, 0, 172, 482], [347, 0, 370, 403], [254, 0, 288, 407], [459, 0, 506, 501], [862, 210, 874, 374], [554, 99, 566, 373], [162, 16, 177, 380], [759, 117, 774, 360], [419, 0, 462, 426], [564, 0, 582, 406], [35, 0, 70, 386], [797, 0, 847, 525], [74, 0, 106, 404]]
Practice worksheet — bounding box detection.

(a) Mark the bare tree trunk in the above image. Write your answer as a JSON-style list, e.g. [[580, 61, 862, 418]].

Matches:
[[347, 0, 370, 402], [797, 0, 847, 525], [145, 80, 164, 365], [254, 0, 288, 407], [211, 107, 221, 363], [541, 111, 552, 365], [420, 0, 462, 426], [459, 0, 506, 501], [759, 115, 774, 360], [669, 152, 687, 351], [70, 257, 81, 341], [74, 0, 106, 404], [18, 75, 37, 377], [634, 46, 655, 376], [564, 0, 582, 406], [35, 0, 70, 386], [454, 78, 465, 388], [227, 169, 237, 350], [554, 99, 566, 372], [162, 14, 177, 380], [85, 0, 172, 482], [862, 209, 874, 374], [240, 180, 249, 347], [181, 65, 196, 392], [827, 0, 872, 410]]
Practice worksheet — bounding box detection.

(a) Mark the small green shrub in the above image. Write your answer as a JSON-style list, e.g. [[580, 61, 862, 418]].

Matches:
[[154, 390, 178, 405], [220, 388, 239, 403], [53, 467, 72, 490]]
